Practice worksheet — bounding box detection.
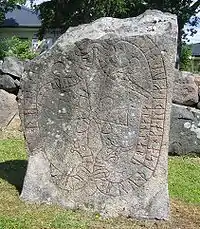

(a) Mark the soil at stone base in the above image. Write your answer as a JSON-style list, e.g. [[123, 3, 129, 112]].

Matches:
[[168, 200, 200, 229], [88, 200, 200, 229]]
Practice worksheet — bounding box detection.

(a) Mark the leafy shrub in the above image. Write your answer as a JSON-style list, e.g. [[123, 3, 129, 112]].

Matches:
[[180, 44, 192, 71], [0, 36, 37, 60]]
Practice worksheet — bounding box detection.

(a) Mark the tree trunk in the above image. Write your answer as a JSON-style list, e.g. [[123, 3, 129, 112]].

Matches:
[[175, 18, 183, 69]]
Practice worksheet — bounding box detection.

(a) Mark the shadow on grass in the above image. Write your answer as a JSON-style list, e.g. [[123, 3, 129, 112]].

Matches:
[[0, 160, 28, 193]]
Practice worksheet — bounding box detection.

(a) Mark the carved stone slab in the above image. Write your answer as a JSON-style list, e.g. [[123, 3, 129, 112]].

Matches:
[[18, 10, 177, 219]]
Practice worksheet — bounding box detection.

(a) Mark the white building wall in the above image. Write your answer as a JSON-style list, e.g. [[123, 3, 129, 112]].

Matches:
[[0, 27, 62, 50], [0, 27, 40, 40]]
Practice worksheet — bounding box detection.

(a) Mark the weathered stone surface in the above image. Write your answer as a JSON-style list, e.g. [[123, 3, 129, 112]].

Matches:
[[0, 57, 23, 95], [1, 56, 24, 79], [197, 102, 200, 110], [14, 79, 20, 87], [172, 71, 199, 106], [0, 89, 20, 131], [0, 60, 3, 70], [194, 74, 200, 88], [169, 104, 200, 156], [0, 74, 18, 94], [18, 10, 177, 219]]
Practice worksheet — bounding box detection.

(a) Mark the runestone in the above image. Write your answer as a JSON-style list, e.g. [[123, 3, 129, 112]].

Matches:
[[18, 10, 178, 219]]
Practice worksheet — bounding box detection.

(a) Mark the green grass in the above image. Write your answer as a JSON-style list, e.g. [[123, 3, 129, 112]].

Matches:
[[0, 138, 200, 229], [0, 139, 26, 161], [168, 156, 200, 203]]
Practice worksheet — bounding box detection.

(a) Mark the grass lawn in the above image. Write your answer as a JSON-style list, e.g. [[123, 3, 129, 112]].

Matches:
[[0, 138, 200, 229]]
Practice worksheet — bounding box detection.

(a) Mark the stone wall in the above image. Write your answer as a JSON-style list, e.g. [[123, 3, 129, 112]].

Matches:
[[0, 56, 23, 94], [169, 71, 200, 156], [0, 57, 23, 137]]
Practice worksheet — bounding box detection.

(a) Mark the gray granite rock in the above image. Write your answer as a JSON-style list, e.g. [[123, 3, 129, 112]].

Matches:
[[172, 71, 199, 106], [14, 79, 20, 87], [0, 74, 18, 94], [169, 104, 200, 156], [0, 60, 3, 70], [1, 56, 24, 79], [197, 102, 200, 110], [0, 89, 20, 130], [194, 74, 200, 88], [18, 10, 177, 220]]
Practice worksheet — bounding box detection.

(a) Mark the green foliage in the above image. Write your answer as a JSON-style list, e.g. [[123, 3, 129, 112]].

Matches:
[[36, 0, 128, 36], [192, 59, 200, 73], [32, 0, 199, 64], [180, 44, 192, 71], [33, 0, 199, 40], [0, 36, 37, 60]]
